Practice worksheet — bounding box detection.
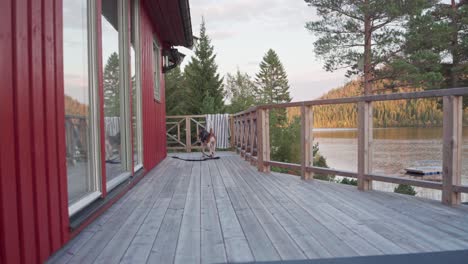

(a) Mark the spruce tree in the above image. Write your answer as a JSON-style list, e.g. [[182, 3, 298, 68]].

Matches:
[[165, 66, 189, 115], [255, 49, 294, 168], [184, 19, 224, 114], [103, 52, 120, 117], [255, 49, 291, 104]]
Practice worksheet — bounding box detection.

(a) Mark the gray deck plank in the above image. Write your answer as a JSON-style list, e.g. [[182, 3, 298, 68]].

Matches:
[[236, 161, 360, 258], [244, 161, 384, 256], [312, 179, 468, 251], [47, 230, 94, 264], [300, 178, 440, 253], [119, 162, 184, 264], [263, 172, 409, 254], [223, 158, 307, 260], [146, 161, 193, 263], [174, 162, 202, 264], [209, 160, 254, 263], [65, 160, 173, 264], [270, 171, 468, 251], [49, 152, 468, 264], [269, 172, 452, 253], [229, 159, 334, 259], [200, 161, 227, 264], [94, 161, 175, 264], [217, 160, 281, 261]]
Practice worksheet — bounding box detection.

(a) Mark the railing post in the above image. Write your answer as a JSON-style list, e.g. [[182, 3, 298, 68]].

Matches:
[[236, 117, 240, 153], [249, 112, 256, 163], [240, 115, 245, 157], [177, 123, 181, 142], [230, 115, 235, 149], [185, 117, 191, 153], [301, 105, 314, 180], [257, 109, 270, 172], [357, 101, 373, 190], [243, 115, 249, 158], [442, 95, 462, 206], [245, 113, 251, 161]]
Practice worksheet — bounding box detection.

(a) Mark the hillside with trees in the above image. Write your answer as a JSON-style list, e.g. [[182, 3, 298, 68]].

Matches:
[[64, 95, 88, 116], [288, 80, 452, 128]]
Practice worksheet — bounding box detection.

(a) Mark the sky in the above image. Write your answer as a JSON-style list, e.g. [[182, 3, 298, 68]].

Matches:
[[180, 0, 350, 101]]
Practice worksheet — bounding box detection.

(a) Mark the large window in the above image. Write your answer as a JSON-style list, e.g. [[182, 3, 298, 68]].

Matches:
[[64, 0, 101, 216], [102, 0, 132, 191], [64, 0, 137, 215]]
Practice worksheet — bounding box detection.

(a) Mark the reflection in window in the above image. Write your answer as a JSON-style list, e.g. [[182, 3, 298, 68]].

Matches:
[[102, 0, 125, 182], [63, 0, 95, 205], [153, 40, 161, 101]]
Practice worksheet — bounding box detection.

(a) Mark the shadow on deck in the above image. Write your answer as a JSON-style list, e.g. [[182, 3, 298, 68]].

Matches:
[[49, 152, 468, 264]]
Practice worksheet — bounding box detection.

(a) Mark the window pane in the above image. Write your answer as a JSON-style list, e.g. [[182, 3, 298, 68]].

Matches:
[[153, 42, 161, 101], [102, 0, 125, 181], [131, 0, 141, 168], [63, 0, 94, 205]]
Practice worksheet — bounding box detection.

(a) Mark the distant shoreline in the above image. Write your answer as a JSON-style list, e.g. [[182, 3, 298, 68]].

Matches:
[[312, 126, 468, 131]]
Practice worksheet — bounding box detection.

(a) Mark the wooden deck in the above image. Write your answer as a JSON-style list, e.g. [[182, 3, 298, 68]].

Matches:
[[49, 152, 468, 264]]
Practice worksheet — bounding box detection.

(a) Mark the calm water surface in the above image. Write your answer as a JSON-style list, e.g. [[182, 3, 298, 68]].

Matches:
[[314, 127, 468, 202]]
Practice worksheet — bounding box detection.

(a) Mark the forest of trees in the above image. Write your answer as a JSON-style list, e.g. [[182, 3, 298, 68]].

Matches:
[[64, 95, 88, 116], [287, 80, 461, 128], [305, 0, 468, 96]]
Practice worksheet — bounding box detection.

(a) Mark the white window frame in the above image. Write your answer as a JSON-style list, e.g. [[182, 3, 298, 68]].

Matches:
[[153, 39, 162, 102], [106, 0, 133, 192], [131, 0, 143, 172], [66, 0, 103, 217]]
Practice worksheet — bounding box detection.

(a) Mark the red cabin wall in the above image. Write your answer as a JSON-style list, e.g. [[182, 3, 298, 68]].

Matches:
[[0, 0, 69, 263], [141, 5, 167, 170], [0, 1, 169, 263]]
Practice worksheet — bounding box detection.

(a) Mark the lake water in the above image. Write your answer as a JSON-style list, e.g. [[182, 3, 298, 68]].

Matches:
[[314, 127, 468, 202]]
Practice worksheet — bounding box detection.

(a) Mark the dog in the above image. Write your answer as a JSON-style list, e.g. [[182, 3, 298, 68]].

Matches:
[[199, 128, 216, 158], [105, 132, 121, 162]]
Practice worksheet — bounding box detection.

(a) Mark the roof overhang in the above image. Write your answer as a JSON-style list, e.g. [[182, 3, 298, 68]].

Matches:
[[142, 0, 193, 48]]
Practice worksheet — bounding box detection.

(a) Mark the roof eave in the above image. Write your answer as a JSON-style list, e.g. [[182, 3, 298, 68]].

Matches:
[[178, 0, 193, 48]]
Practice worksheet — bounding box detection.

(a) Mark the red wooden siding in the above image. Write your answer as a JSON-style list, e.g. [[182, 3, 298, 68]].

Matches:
[[141, 5, 167, 170], [0, 1, 172, 263], [0, 0, 69, 263], [0, 1, 21, 263]]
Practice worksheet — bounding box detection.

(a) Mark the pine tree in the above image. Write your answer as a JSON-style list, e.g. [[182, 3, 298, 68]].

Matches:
[[255, 49, 291, 104], [165, 66, 189, 115], [394, 1, 468, 92], [103, 52, 120, 117], [304, 0, 430, 95], [184, 18, 224, 114]]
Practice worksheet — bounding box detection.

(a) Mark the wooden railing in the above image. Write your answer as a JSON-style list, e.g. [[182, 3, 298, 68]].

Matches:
[[232, 87, 468, 206], [65, 115, 88, 163], [166, 115, 208, 152]]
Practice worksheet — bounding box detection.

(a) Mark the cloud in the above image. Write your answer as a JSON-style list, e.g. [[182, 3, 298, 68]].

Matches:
[[191, 0, 271, 24], [187, 0, 349, 99], [246, 61, 258, 66], [63, 0, 88, 30], [210, 30, 238, 40]]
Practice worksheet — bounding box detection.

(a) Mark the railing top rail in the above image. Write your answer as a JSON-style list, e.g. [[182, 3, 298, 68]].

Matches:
[[232, 87, 468, 115], [233, 106, 257, 117], [166, 114, 206, 119]]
